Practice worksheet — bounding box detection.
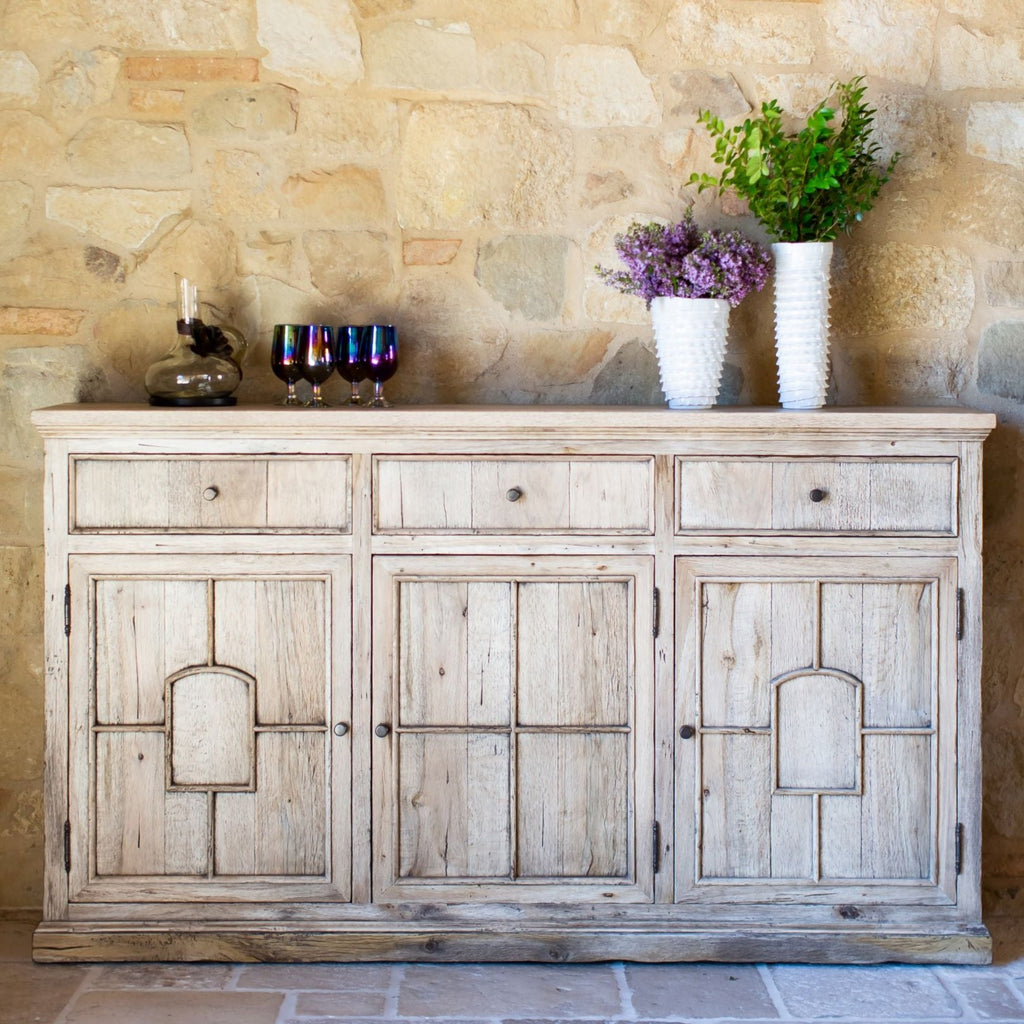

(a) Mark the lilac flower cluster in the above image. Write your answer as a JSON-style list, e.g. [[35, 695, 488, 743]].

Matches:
[[597, 213, 772, 307]]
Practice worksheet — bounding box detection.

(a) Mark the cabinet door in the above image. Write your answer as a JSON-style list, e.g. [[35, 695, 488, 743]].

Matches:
[[372, 556, 654, 903], [675, 556, 959, 907], [67, 554, 351, 904]]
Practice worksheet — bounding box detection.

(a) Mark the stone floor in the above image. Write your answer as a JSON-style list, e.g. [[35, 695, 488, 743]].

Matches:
[[6, 918, 1024, 1023]]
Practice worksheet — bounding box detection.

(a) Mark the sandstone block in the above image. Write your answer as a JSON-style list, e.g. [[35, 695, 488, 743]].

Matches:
[[1, 0, 87, 43], [670, 72, 749, 119], [0, 182, 32, 258], [257, 0, 362, 87], [208, 149, 281, 222], [284, 166, 385, 228], [0, 307, 84, 336], [297, 96, 400, 165], [135, 219, 238, 295], [365, 21, 478, 91], [92, 301, 171, 398], [979, 321, 1024, 402], [0, 546, 41, 639], [84, 247, 126, 284], [83, 0, 249, 49], [985, 263, 1024, 307], [124, 56, 258, 82], [129, 89, 185, 115], [967, 102, 1024, 170], [403, 239, 461, 265], [750, 74, 836, 118], [192, 86, 298, 140], [480, 42, 546, 98], [0, 112, 60, 177], [587, 0, 664, 37], [239, 231, 298, 284], [461, 0, 576, 29], [0, 243, 129, 305], [398, 103, 571, 230], [583, 170, 634, 207], [68, 118, 191, 182], [832, 243, 974, 335], [945, 173, 1024, 251], [668, 1, 814, 65], [588, 338, 661, 405], [45, 186, 190, 250], [555, 45, 658, 127], [584, 216, 652, 326], [49, 49, 120, 114], [0, 346, 99, 456], [476, 235, 568, 321], [824, 0, 937, 86], [872, 92, 955, 182], [938, 23, 1024, 89], [0, 51, 39, 106], [303, 229, 393, 303]]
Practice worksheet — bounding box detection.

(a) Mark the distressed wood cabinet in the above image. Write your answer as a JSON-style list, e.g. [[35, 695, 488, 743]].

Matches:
[[32, 405, 994, 964]]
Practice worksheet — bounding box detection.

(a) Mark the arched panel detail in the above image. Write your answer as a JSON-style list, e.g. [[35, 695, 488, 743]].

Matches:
[[772, 668, 863, 795]]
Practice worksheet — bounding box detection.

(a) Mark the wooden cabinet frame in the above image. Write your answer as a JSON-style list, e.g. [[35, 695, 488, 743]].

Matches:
[[32, 405, 994, 964]]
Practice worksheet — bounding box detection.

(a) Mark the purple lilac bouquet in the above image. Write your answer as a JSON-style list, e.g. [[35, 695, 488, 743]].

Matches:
[[597, 212, 772, 307]]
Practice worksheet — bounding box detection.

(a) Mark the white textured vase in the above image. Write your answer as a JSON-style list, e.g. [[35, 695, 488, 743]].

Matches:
[[650, 296, 730, 410], [772, 241, 833, 410]]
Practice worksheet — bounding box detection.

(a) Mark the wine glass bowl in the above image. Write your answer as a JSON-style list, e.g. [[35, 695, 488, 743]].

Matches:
[[270, 324, 304, 406], [298, 324, 336, 407], [365, 324, 398, 408], [337, 325, 368, 405]]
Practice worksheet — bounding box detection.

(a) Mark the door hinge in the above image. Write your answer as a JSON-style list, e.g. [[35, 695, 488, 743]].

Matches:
[[956, 588, 965, 642], [63, 820, 71, 873], [955, 822, 964, 875], [652, 587, 660, 639], [652, 821, 661, 874], [63, 583, 71, 637]]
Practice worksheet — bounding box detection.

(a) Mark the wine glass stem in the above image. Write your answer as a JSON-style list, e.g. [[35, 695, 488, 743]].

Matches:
[[311, 383, 322, 406], [287, 382, 297, 404], [349, 382, 361, 405], [374, 381, 384, 405]]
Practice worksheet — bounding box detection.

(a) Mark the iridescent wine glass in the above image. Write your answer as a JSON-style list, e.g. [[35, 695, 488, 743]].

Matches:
[[298, 324, 335, 408], [336, 325, 367, 405], [364, 324, 398, 408], [270, 324, 304, 406]]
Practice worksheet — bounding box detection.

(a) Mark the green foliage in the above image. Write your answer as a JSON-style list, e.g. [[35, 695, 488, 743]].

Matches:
[[689, 77, 899, 243]]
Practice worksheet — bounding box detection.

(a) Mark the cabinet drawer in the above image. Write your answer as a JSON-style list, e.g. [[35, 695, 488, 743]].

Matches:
[[72, 456, 351, 532], [374, 456, 653, 533], [676, 458, 957, 534]]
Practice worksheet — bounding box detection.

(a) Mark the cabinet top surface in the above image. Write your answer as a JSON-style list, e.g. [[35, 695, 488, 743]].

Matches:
[[32, 403, 996, 441]]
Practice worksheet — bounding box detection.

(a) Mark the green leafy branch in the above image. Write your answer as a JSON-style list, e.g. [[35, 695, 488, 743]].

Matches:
[[689, 77, 899, 243]]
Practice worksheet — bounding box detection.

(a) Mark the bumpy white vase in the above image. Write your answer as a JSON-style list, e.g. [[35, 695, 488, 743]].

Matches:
[[649, 296, 730, 410], [772, 241, 833, 410]]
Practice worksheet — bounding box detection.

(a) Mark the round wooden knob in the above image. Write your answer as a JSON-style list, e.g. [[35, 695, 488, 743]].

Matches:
[[333, 722, 349, 737], [809, 488, 827, 503], [202, 486, 219, 501], [506, 487, 523, 502], [374, 723, 391, 738]]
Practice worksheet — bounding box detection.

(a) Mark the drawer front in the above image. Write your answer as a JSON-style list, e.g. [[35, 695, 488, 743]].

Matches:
[[72, 457, 351, 531], [374, 457, 654, 533], [677, 458, 956, 534]]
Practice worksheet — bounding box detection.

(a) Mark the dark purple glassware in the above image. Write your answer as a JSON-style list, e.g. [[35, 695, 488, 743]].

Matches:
[[337, 325, 368, 405], [270, 324, 303, 406], [364, 324, 397, 408], [298, 324, 335, 407]]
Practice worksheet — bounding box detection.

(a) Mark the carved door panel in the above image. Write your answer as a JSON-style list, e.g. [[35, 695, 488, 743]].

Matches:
[[675, 556, 959, 907], [67, 554, 350, 903], [372, 556, 654, 903]]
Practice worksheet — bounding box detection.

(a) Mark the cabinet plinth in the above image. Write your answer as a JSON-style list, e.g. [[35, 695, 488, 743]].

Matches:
[[32, 404, 994, 964]]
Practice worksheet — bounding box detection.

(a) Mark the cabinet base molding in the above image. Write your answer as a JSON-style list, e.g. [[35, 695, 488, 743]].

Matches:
[[32, 921, 991, 965]]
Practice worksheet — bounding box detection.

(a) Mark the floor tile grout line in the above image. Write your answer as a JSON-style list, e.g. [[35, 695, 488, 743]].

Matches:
[[275, 989, 299, 1024], [756, 963, 793, 1021], [50, 964, 104, 1024], [934, 965, 982, 1022], [612, 960, 637, 1021], [385, 961, 406, 1020]]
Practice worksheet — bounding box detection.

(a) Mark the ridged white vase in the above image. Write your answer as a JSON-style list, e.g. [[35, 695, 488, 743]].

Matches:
[[772, 241, 833, 409], [650, 296, 730, 410]]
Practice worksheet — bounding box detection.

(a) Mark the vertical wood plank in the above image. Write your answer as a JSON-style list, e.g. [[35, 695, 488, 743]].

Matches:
[[215, 578, 328, 726], [397, 733, 511, 879], [94, 579, 207, 725], [375, 459, 473, 530], [517, 733, 628, 878], [770, 794, 814, 879], [700, 733, 771, 879]]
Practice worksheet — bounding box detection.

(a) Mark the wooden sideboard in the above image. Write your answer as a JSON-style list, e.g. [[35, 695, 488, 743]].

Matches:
[[31, 404, 995, 964]]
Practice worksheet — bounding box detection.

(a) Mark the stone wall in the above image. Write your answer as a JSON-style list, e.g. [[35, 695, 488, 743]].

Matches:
[[2, 0, 1024, 911]]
